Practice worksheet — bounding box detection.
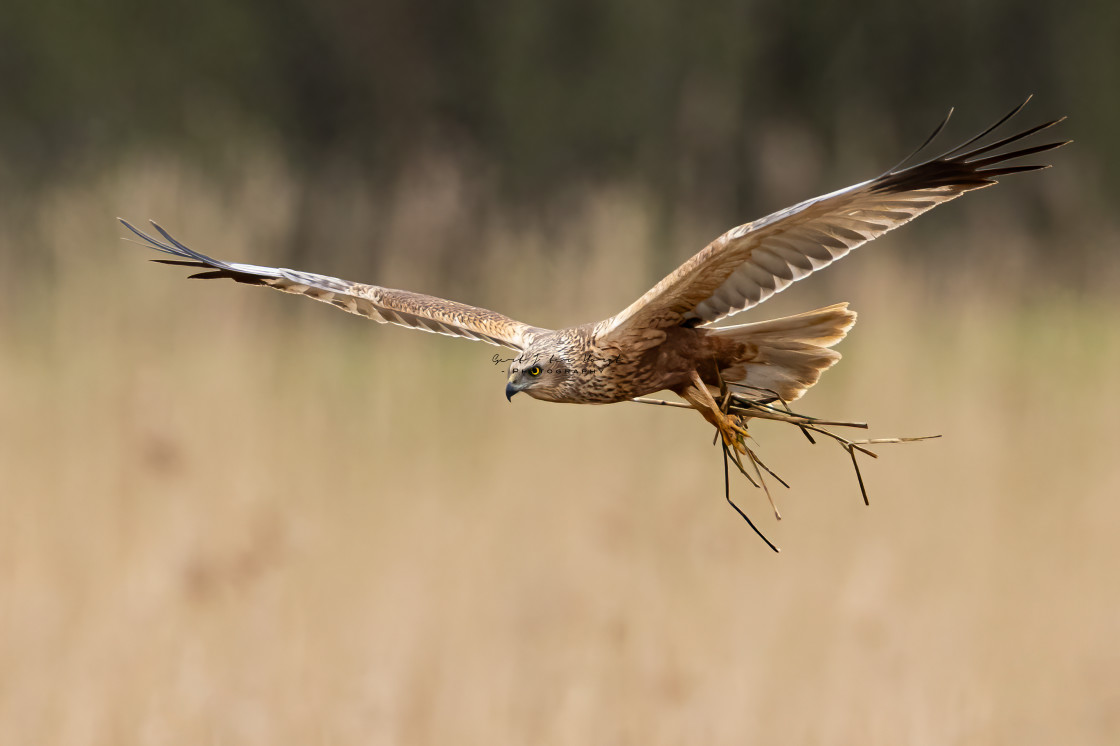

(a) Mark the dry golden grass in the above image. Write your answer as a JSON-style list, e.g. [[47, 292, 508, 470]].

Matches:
[[1, 158, 1118, 744]]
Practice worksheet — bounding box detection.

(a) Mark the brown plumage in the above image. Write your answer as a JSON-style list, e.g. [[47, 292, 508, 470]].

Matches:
[[122, 100, 1067, 452]]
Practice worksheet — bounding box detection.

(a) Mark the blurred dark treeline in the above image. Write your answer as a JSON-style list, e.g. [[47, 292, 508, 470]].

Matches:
[[0, 0, 1113, 270]]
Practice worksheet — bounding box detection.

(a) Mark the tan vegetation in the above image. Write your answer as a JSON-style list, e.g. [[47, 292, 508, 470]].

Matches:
[[1, 158, 1117, 744]]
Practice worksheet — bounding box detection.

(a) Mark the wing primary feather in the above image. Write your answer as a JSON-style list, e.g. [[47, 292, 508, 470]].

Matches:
[[872, 133, 1069, 195], [881, 106, 954, 176], [152, 259, 208, 267], [149, 221, 235, 271], [119, 219, 184, 258], [938, 95, 1034, 159], [121, 218, 274, 278], [599, 101, 1067, 335], [150, 221, 207, 257], [123, 218, 547, 350], [966, 139, 1070, 169], [955, 118, 1067, 162], [975, 163, 1052, 178]]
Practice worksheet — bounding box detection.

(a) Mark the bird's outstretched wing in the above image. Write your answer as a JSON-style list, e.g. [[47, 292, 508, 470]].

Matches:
[[121, 220, 546, 350], [599, 99, 1069, 338]]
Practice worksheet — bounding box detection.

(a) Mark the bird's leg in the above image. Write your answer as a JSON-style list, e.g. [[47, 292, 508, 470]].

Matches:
[[682, 371, 749, 453]]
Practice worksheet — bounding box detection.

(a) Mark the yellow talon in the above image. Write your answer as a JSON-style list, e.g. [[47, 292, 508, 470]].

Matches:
[[719, 414, 749, 453]]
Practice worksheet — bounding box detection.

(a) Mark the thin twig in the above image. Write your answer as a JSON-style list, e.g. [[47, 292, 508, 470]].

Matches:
[[629, 391, 939, 532], [851, 436, 942, 445], [630, 396, 692, 409], [744, 443, 782, 519], [723, 443, 779, 553], [744, 445, 791, 490], [723, 440, 759, 488], [847, 445, 870, 506]]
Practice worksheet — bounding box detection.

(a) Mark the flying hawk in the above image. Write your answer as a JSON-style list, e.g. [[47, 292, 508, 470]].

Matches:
[[122, 101, 1066, 460]]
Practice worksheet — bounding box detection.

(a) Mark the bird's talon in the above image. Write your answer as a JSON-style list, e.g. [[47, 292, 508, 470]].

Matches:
[[718, 416, 749, 453]]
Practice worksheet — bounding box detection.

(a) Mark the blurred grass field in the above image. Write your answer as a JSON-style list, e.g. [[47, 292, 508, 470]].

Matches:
[[1, 157, 1118, 745]]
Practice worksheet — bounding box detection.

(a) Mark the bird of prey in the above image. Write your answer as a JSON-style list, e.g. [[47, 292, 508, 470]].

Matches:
[[122, 100, 1067, 464]]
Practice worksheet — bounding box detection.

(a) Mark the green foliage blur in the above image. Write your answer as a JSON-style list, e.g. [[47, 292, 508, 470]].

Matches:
[[1, 9, 1118, 742], [0, 0, 1112, 271]]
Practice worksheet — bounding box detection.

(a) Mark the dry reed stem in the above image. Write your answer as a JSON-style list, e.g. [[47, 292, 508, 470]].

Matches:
[[631, 393, 941, 545]]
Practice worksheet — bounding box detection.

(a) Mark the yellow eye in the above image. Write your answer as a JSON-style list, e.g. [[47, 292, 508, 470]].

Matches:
[[528, 366, 542, 377]]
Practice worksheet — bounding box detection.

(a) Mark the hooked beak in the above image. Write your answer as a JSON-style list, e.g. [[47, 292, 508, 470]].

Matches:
[[506, 377, 535, 402]]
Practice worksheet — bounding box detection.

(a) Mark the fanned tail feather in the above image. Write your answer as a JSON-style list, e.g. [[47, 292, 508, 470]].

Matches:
[[712, 303, 857, 402]]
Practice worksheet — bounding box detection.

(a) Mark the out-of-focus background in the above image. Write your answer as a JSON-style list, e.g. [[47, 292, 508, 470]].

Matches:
[[1, 2, 1117, 744]]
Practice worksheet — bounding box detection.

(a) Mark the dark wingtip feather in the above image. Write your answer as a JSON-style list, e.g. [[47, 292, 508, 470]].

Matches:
[[870, 102, 1068, 195], [967, 139, 1070, 169], [120, 217, 246, 275], [120, 217, 184, 257], [976, 163, 1052, 178], [954, 118, 1066, 163], [938, 96, 1034, 160], [151, 259, 209, 267], [883, 106, 955, 175], [123, 217, 276, 285]]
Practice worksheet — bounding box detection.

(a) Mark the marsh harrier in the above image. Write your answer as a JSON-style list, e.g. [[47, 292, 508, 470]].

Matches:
[[122, 101, 1066, 470]]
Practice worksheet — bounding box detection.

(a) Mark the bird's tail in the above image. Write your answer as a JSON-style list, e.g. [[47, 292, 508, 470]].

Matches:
[[711, 302, 857, 402]]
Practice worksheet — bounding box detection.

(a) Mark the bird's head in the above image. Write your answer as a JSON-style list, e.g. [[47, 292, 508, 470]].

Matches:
[[505, 348, 573, 403]]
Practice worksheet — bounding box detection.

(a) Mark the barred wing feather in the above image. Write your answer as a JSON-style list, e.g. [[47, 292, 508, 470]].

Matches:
[[121, 220, 545, 351], [600, 100, 1068, 338]]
